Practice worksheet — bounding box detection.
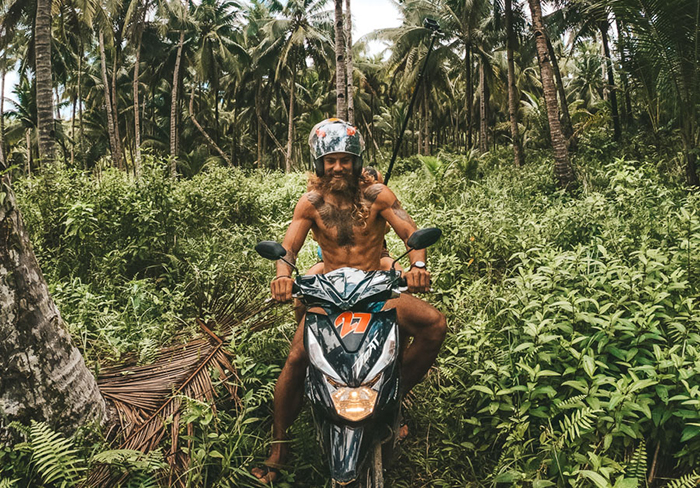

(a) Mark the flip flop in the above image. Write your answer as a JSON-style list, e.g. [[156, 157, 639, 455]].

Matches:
[[251, 463, 282, 484]]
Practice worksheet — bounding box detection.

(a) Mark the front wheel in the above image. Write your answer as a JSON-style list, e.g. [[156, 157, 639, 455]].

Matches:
[[331, 443, 383, 488]]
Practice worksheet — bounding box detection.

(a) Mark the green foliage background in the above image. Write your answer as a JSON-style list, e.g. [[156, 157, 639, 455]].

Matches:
[[2, 138, 700, 486]]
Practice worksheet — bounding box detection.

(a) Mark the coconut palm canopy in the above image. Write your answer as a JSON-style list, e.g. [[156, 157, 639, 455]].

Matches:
[[0, 0, 696, 184]]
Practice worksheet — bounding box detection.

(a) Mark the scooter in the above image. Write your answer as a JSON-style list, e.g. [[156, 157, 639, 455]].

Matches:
[[255, 228, 441, 487]]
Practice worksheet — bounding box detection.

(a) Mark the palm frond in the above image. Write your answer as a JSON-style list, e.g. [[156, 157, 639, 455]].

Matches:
[[90, 281, 277, 487]]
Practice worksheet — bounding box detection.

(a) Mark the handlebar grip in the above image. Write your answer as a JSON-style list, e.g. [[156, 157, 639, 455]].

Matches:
[[397, 277, 407, 288]]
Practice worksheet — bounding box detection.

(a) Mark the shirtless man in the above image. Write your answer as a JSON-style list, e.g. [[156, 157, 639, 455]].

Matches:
[[253, 118, 447, 483]]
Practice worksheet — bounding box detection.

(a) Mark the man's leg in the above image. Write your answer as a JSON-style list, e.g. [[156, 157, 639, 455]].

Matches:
[[387, 293, 447, 392], [252, 319, 308, 483]]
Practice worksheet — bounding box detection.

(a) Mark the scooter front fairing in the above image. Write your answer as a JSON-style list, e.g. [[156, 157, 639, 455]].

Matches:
[[302, 271, 402, 485]]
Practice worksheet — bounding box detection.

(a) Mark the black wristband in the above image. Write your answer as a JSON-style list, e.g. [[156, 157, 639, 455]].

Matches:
[[273, 275, 291, 281]]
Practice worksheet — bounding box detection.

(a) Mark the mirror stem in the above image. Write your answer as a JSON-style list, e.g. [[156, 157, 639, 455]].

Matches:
[[391, 248, 413, 269], [280, 257, 299, 275]]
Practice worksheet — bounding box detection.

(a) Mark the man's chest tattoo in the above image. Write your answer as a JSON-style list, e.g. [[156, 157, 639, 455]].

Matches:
[[308, 194, 358, 246]]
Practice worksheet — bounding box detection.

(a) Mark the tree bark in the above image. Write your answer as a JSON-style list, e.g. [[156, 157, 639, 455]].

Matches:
[[0, 180, 106, 442], [35, 0, 56, 163], [479, 58, 488, 153], [70, 92, 76, 167], [111, 46, 123, 170], [465, 43, 473, 151], [0, 52, 6, 169], [256, 79, 263, 167], [344, 0, 354, 124], [422, 82, 429, 155], [505, 0, 524, 167], [334, 0, 347, 119], [170, 30, 185, 175], [133, 7, 147, 176], [25, 129, 32, 176], [133, 30, 143, 175], [545, 36, 575, 150], [285, 69, 296, 172], [529, 0, 576, 190], [615, 17, 632, 126], [99, 30, 122, 169], [599, 24, 620, 142], [78, 39, 85, 168]]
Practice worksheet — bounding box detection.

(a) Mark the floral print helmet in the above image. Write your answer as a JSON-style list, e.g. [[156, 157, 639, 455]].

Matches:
[[308, 118, 365, 176]]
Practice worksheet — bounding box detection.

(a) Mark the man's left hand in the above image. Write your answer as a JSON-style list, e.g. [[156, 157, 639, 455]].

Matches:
[[405, 267, 431, 293]]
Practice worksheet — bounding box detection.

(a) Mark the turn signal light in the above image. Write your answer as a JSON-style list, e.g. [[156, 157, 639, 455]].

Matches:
[[331, 387, 378, 422]]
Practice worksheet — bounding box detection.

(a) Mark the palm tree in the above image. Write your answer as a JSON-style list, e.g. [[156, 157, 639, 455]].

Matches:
[[550, 0, 620, 141], [505, 0, 524, 166], [260, 0, 332, 171], [35, 0, 55, 162], [344, 0, 354, 124], [0, 180, 106, 442], [611, 0, 699, 186], [333, 0, 347, 119], [528, 0, 575, 189], [191, 0, 244, 144], [126, 0, 153, 175]]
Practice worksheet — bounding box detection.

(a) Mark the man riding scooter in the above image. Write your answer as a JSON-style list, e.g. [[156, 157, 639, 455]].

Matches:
[[252, 118, 447, 483]]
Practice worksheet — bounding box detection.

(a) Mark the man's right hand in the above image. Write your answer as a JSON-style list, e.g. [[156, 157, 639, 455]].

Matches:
[[271, 276, 294, 302]]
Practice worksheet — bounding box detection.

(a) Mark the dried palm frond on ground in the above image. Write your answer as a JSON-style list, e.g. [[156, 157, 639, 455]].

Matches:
[[90, 284, 280, 487]]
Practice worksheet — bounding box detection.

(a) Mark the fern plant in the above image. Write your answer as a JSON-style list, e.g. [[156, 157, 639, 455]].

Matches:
[[664, 471, 700, 488], [626, 440, 648, 483], [29, 421, 86, 487]]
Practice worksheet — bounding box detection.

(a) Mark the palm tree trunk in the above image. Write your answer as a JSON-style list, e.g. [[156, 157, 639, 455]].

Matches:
[[505, 0, 524, 167], [0, 52, 6, 168], [0, 181, 106, 442], [170, 29, 185, 173], [528, 0, 575, 190], [256, 79, 263, 167], [285, 69, 296, 172], [35, 0, 56, 163], [25, 129, 32, 176], [99, 30, 121, 169], [545, 36, 575, 150], [111, 47, 123, 170], [334, 0, 347, 119], [133, 15, 145, 176], [479, 59, 488, 153], [344, 0, 354, 124], [599, 24, 620, 142], [423, 82, 429, 155], [615, 17, 632, 125], [70, 93, 76, 167], [465, 43, 473, 150], [78, 39, 85, 167]]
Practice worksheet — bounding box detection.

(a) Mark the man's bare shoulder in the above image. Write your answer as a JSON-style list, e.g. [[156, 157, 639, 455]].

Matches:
[[294, 192, 321, 218], [363, 183, 396, 209]]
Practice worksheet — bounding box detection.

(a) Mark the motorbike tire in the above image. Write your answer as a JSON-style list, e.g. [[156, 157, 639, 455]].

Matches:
[[331, 443, 383, 488]]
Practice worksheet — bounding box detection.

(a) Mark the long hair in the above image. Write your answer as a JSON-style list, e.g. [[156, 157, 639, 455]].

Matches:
[[307, 171, 373, 226]]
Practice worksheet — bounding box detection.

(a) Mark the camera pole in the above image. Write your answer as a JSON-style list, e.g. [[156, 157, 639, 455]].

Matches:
[[383, 18, 440, 186]]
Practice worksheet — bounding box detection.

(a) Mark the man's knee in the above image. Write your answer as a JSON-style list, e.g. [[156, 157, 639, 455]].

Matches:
[[285, 344, 308, 371], [427, 309, 447, 345]]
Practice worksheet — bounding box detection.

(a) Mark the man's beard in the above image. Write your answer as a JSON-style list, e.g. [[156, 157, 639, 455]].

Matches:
[[319, 171, 359, 197]]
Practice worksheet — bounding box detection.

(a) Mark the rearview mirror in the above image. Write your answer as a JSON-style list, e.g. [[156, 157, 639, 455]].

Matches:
[[407, 228, 442, 250], [255, 241, 287, 261]]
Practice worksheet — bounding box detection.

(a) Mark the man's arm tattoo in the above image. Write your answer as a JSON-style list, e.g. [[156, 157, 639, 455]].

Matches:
[[363, 184, 384, 204], [391, 199, 415, 224]]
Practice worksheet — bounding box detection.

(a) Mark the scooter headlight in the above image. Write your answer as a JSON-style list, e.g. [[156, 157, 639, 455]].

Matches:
[[330, 386, 378, 422]]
